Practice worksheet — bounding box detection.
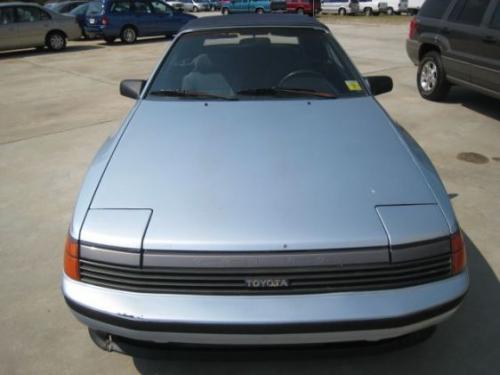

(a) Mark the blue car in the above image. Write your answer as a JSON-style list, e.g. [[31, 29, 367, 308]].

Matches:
[[84, 0, 196, 43], [221, 0, 271, 15]]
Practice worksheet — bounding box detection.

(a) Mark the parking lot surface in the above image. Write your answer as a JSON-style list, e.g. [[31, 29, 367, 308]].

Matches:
[[1, 15, 499, 375]]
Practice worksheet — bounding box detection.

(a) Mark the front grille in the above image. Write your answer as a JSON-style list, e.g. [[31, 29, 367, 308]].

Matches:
[[79, 253, 452, 295]]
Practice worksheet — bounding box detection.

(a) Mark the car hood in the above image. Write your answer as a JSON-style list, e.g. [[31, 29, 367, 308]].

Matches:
[[90, 97, 436, 251]]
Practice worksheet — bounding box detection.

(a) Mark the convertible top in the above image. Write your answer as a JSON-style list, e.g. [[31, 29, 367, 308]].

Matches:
[[179, 14, 330, 33]]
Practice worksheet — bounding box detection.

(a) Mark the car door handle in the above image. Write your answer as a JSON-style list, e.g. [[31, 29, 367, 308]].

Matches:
[[482, 35, 496, 44]]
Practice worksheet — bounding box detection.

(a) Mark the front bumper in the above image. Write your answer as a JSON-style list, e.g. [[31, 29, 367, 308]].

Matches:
[[63, 271, 468, 345]]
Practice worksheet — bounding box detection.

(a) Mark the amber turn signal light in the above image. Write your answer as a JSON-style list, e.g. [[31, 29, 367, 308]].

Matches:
[[64, 234, 80, 280], [451, 230, 466, 274]]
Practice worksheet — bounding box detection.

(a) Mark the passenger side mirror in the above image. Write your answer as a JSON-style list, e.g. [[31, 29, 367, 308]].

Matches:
[[365, 76, 393, 96], [120, 79, 146, 99]]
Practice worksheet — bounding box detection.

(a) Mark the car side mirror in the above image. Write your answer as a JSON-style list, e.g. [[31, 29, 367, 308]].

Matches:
[[365, 76, 393, 96], [120, 79, 146, 99]]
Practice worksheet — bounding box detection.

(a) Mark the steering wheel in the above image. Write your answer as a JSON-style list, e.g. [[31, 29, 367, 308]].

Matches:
[[278, 69, 326, 88]]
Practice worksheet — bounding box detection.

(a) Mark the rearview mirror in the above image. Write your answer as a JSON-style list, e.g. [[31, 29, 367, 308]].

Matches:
[[120, 79, 146, 99], [365, 76, 393, 96]]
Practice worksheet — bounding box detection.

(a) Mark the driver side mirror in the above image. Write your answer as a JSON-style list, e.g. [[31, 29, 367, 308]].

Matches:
[[120, 79, 146, 99], [365, 76, 393, 96]]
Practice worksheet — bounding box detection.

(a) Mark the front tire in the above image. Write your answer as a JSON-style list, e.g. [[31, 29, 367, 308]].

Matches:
[[193, 6, 198, 12], [222, 7, 229, 15], [364, 7, 373, 16], [121, 26, 137, 44], [46, 31, 66, 51], [256, 8, 264, 14], [296, 8, 304, 15], [386, 7, 394, 15], [338, 8, 347, 16], [417, 51, 450, 101]]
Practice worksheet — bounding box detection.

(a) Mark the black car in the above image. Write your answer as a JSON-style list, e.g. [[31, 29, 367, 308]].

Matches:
[[406, 0, 500, 101]]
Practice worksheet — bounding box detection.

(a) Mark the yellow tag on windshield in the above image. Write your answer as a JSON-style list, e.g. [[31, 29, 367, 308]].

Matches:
[[345, 80, 362, 91]]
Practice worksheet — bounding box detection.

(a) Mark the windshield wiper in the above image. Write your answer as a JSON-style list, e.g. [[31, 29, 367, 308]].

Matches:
[[237, 87, 337, 99], [149, 89, 237, 101]]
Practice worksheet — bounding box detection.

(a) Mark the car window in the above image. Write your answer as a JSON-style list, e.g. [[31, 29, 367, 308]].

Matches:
[[16, 6, 50, 22], [419, 0, 453, 19], [0, 7, 16, 24], [87, 1, 105, 15], [150, 0, 172, 13], [489, 1, 500, 29], [111, 0, 132, 12], [134, 0, 153, 12], [69, 3, 90, 15], [449, 0, 491, 25], [148, 28, 367, 100]]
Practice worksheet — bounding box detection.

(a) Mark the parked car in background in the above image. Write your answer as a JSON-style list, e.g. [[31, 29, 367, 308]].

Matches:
[[68, 2, 90, 35], [84, 0, 196, 43], [271, 0, 287, 11], [407, 0, 500, 101], [286, 0, 321, 15], [45, 0, 89, 13], [63, 14, 469, 354], [166, 0, 184, 9], [358, 0, 380, 15], [0, 2, 81, 51], [180, 0, 209, 11], [206, 0, 222, 10], [378, 0, 399, 14], [221, 0, 271, 14], [399, 0, 424, 15], [321, 0, 359, 15]]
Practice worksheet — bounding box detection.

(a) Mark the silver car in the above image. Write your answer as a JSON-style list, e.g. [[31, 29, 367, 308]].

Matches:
[[0, 2, 81, 52], [321, 0, 360, 15], [63, 14, 469, 353], [180, 0, 210, 12]]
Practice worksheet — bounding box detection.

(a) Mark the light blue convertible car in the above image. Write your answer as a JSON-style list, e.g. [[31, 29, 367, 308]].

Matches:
[[63, 15, 468, 354]]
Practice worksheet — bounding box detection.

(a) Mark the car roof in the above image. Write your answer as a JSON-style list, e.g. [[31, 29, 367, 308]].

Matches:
[[180, 14, 330, 34]]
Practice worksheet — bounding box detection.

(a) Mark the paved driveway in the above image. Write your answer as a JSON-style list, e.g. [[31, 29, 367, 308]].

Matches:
[[0, 17, 499, 374]]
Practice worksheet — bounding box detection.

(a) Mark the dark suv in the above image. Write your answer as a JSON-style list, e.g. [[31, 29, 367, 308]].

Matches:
[[406, 0, 500, 101]]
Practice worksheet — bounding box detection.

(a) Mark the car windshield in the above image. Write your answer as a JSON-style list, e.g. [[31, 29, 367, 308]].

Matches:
[[147, 28, 367, 100]]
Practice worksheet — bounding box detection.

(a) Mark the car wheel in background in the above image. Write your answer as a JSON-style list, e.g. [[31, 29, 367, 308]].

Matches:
[[296, 8, 304, 15], [364, 7, 373, 16], [193, 6, 198, 12], [46, 31, 66, 51], [256, 8, 264, 14], [386, 7, 394, 15], [338, 8, 347, 16], [417, 51, 450, 101], [121, 26, 137, 44], [104, 36, 115, 44], [222, 7, 229, 15]]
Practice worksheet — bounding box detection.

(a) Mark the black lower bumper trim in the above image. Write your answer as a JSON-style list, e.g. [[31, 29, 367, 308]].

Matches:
[[65, 295, 464, 335]]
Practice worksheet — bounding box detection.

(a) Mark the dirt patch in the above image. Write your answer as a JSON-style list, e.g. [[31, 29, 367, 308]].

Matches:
[[457, 152, 490, 164]]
